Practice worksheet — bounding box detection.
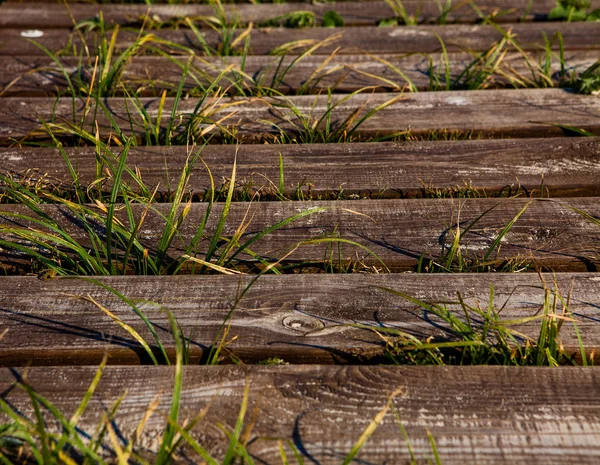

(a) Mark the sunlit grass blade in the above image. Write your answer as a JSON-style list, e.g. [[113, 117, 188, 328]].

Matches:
[[75, 277, 170, 364], [221, 380, 250, 465], [182, 255, 246, 275], [341, 387, 404, 465], [483, 201, 530, 263], [76, 293, 159, 365], [165, 421, 219, 465], [52, 356, 108, 456], [221, 206, 328, 268], [204, 151, 237, 264], [17, 384, 106, 463], [104, 139, 133, 274], [155, 309, 183, 464]]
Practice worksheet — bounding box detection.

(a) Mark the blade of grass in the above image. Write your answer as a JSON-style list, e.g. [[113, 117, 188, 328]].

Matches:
[[341, 387, 404, 465]]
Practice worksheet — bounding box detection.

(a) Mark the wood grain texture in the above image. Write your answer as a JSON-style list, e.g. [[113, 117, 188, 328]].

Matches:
[[1, 198, 599, 274], [1, 22, 598, 56], [1, 273, 600, 365], [2, 138, 600, 199], [0, 89, 598, 144], [1, 51, 597, 96], [3, 365, 600, 464], [0, 0, 587, 28], [5, 3, 396, 29]]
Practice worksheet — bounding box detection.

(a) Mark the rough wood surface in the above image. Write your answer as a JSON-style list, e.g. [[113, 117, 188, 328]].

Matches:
[[1, 22, 597, 56], [2, 138, 600, 198], [3, 3, 396, 29], [3, 365, 600, 464], [1, 198, 599, 274], [1, 273, 599, 365], [1, 51, 597, 96], [0, 89, 598, 144], [0, 0, 585, 28]]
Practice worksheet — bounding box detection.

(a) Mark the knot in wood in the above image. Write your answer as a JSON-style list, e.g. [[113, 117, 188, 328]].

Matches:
[[282, 315, 325, 334]]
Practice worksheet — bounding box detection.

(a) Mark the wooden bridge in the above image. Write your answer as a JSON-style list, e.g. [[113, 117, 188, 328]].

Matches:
[[1, 0, 600, 463]]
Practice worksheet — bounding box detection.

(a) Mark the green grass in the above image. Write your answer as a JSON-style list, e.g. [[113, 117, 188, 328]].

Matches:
[[416, 201, 532, 273], [549, 0, 600, 21], [17, 3, 598, 103], [1, 1, 598, 463], [419, 180, 526, 199], [373, 276, 589, 366], [17, 85, 412, 147], [0, 138, 337, 276], [0, 355, 439, 465], [575, 59, 600, 94], [1, 268, 588, 462], [380, 0, 422, 26], [259, 89, 405, 144]]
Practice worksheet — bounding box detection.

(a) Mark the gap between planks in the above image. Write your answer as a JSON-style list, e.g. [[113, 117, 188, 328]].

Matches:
[[0, 198, 599, 275], [0, 89, 599, 144], [3, 365, 600, 464], [1, 138, 600, 199], [0, 0, 587, 28], [1, 51, 597, 97], [0, 22, 598, 56]]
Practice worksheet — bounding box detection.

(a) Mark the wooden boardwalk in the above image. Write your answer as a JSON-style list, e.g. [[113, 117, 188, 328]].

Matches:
[[1, 0, 600, 463]]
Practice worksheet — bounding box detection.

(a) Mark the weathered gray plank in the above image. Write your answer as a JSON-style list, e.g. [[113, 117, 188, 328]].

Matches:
[[0, 0, 587, 28], [4, 3, 396, 29], [1, 198, 599, 274], [3, 365, 600, 464], [1, 51, 597, 97], [2, 138, 600, 199], [0, 2, 410, 28], [1, 89, 598, 144], [1, 22, 597, 56], [0, 273, 599, 366]]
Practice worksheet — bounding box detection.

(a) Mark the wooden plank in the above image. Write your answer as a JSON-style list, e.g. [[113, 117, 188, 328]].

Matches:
[[1, 51, 597, 96], [2, 138, 600, 199], [1, 273, 600, 366], [1, 198, 599, 274], [1, 22, 597, 56], [0, 0, 586, 28], [0, 2, 405, 28], [0, 3, 394, 29], [3, 365, 600, 464], [0, 89, 598, 144]]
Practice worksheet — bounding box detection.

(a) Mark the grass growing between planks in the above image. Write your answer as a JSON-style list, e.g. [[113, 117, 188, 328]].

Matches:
[[425, 23, 600, 92], [0, 334, 439, 465], [15, 1, 600, 101], [0, 271, 583, 464], [0, 138, 343, 276], [24, 3, 350, 99], [82, 270, 591, 368], [12, 85, 429, 147], [372, 275, 590, 366], [1, 1, 598, 462], [0, 133, 391, 276]]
